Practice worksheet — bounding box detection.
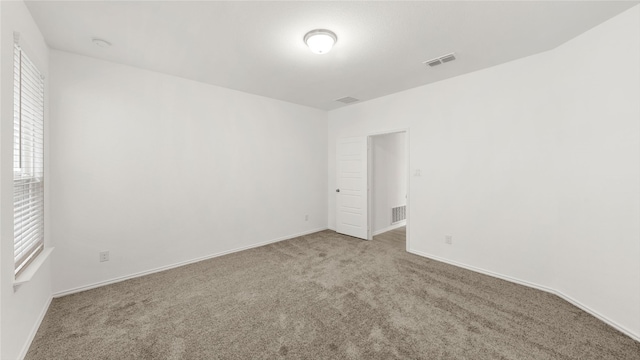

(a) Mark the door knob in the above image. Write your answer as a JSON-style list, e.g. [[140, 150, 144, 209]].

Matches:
[[336, 189, 340, 192]]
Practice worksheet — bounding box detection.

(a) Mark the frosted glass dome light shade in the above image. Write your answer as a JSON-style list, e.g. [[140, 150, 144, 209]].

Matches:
[[304, 29, 337, 55]]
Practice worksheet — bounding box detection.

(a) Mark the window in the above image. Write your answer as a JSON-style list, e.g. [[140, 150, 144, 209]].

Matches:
[[13, 40, 45, 276]]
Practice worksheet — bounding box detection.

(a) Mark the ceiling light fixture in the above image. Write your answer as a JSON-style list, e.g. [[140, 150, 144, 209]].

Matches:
[[304, 29, 337, 55], [92, 38, 112, 48]]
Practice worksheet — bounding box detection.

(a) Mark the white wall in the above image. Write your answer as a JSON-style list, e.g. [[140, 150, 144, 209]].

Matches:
[[328, 5, 640, 339], [329, 36, 557, 287], [0, 1, 52, 359], [550, 5, 640, 338], [371, 132, 406, 234], [49, 51, 328, 294]]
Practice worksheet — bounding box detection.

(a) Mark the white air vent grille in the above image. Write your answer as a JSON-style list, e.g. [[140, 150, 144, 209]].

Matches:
[[426, 59, 442, 67], [440, 54, 456, 63], [423, 52, 456, 68], [392, 205, 406, 224], [335, 96, 360, 104]]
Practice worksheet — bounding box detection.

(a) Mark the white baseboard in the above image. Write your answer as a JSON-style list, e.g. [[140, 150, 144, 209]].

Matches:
[[47, 230, 640, 344], [54, 227, 328, 298], [552, 291, 640, 342], [373, 221, 406, 236], [407, 249, 554, 293], [407, 249, 640, 343], [18, 295, 53, 360]]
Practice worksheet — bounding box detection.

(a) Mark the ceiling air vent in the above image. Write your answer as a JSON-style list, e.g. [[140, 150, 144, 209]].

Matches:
[[335, 96, 360, 104], [425, 59, 442, 67], [440, 53, 456, 63], [423, 52, 456, 67]]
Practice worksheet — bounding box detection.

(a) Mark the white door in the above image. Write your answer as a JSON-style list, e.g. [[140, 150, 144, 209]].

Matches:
[[336, 137, 369, 240]]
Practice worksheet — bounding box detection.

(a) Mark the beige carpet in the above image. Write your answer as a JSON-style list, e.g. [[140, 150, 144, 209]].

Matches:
[[26, 227, 640, 359]]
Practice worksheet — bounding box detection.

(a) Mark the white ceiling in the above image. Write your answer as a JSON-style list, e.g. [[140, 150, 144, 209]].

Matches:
[[25, 1, 639, 110]]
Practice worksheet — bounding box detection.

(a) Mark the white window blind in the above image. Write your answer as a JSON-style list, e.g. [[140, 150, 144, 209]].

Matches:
[[13, 40, 45, 276]]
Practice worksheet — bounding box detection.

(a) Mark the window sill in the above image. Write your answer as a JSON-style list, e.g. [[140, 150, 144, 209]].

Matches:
[[13, 247, 54, 291]]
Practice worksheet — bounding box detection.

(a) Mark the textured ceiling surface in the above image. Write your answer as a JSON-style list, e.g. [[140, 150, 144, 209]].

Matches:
[[25, 1, 639, 110]]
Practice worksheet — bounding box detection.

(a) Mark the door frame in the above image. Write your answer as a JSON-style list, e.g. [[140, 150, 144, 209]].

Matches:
[[366, 128, 410, 252]]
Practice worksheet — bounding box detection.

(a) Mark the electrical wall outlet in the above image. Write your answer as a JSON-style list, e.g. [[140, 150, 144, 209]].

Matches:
[[99, 251, 109, 262], [305, 214, 309, 221], [445, 235, 453, 245]]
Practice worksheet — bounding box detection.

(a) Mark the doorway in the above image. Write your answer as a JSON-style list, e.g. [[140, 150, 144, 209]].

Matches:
[[368, 131, 408, 248], [335, 130, 409, 249]]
